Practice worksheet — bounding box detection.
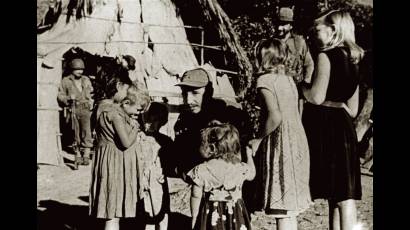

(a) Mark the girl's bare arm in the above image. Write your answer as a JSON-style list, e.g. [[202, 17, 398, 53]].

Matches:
[[190, 184, 203, 229], [248, 88, 282, 154], [112, 113, 139, 149], [245, 148, 256, 181]]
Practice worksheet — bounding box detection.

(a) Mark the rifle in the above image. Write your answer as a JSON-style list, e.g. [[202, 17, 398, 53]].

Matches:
[[64, 96, 79, 150], [67, 97, 75, 128]]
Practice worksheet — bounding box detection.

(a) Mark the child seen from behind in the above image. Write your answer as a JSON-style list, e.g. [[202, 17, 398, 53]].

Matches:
[[187, 120, 256, 230]]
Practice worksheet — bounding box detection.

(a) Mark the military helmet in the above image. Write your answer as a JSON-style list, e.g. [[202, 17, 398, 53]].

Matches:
[[69, 58, 85, 70]]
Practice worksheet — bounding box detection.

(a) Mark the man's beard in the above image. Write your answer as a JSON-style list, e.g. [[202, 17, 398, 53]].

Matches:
[[181, 103, 201, 114], [275, 30, 291, 39]]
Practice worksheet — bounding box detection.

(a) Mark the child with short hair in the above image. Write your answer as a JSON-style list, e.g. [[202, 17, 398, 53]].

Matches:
[[143, 102, 176, 177], [137, 102, 173, 230], [89, 84, 150, 230], [187, 120, 256, 230]]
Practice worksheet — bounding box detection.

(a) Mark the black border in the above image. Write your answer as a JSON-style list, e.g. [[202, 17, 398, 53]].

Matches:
[[2, 0, 37, 228], [373, 0, 409, 229], [3, 0, 393, 229]]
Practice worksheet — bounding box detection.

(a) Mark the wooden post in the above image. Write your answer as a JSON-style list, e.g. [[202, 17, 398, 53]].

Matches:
[[200, 29, 205, 66], [196, 0, 253, 94], [56, 132, 64, 166]]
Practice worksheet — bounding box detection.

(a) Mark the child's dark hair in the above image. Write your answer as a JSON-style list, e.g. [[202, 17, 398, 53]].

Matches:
[[144, 102, 169, 127], [122, 84, 151, 110], [199, 120, 241, 164], [105, 69, 132, 99]]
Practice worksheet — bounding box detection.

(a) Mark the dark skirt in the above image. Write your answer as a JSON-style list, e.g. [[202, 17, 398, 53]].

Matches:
[[195, 198, 252, 230], [302, 103, 362, 202]]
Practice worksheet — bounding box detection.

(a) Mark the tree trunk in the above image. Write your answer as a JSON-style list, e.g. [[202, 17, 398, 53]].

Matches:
[[196, 0, 253, 97], [354, 87, 373, 170], [355, 88, 373, 141]]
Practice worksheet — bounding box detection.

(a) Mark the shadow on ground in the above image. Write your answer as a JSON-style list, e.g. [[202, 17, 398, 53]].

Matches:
[[37, 199, 191, 230]]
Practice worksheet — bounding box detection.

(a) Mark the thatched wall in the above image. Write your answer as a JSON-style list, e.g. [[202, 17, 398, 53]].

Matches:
[[37, 58, 64, 166]]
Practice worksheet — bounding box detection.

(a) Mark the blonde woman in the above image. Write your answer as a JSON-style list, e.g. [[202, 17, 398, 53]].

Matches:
[[302, 10, 365, 230]]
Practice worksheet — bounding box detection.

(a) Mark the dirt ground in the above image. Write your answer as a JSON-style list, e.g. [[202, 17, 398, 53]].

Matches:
[[37, 151, 373, 230]]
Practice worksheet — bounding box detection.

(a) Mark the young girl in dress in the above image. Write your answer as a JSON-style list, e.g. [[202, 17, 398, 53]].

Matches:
[[247, 38, 312, 230], [302, 10, 363, 230], [92, 73, 132, 125], [89, 84, 150, 230], [187, 120, 256, 230]]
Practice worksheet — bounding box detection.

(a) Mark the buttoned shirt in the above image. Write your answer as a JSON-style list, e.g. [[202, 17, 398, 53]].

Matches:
[[284, 33, 314, 84], [57, 74, 93, 107]]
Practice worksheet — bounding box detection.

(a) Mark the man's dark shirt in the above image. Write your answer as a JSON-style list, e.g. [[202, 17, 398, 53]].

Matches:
[[173, 98, 252, 178]]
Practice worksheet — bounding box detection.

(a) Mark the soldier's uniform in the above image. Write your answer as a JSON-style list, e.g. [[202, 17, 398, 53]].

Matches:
[[58, 59, 94, 168]]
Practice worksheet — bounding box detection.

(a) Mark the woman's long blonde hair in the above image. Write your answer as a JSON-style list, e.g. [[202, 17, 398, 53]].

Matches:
[[315, 10, 364, 63], [339, 11, 365, 64]]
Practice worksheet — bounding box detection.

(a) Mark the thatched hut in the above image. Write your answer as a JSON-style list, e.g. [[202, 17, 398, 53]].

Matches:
[[37, 0, 251, 165]]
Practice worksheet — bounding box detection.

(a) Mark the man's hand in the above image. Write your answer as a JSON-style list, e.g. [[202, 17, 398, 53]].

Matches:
[[342, 103, 354, 118], [67, 98, 75, 105], [89, 100, 94, 110], [247, 138, 262, 157], [129, 116, 139, 128], [67, 94, 76, 105]]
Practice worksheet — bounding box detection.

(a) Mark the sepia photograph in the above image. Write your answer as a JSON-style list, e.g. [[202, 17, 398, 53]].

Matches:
[[37, 0, 373, 229]]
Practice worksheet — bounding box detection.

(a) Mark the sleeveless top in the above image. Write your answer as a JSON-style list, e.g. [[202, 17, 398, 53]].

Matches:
[[323, 47, 359, 102]]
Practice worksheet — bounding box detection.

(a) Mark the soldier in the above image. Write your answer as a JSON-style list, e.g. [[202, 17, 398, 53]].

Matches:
[[274, 6, 314, 114], [58, 58, 94, 169]]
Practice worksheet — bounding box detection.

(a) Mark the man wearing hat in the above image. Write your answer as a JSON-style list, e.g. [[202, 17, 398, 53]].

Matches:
[[275, 6, 314, 113], [58, 58, 94, 169], [172, 68, 251, 179]]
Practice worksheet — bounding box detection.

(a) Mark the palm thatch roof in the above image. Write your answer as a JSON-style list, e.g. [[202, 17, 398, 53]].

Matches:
[[38, 0, 252, 96], [37, 0, 200, 94]]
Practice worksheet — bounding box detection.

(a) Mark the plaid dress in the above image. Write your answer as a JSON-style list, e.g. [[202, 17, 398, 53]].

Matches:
[[250, 73, 312, 217]]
